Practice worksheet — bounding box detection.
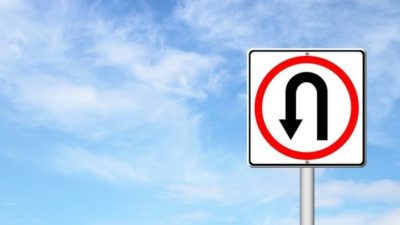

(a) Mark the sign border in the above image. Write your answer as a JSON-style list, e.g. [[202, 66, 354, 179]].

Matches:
[[247, 49, 366, 168]]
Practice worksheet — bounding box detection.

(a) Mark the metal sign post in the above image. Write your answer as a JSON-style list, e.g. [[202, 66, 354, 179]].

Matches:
[[300, 167, 314, 225]]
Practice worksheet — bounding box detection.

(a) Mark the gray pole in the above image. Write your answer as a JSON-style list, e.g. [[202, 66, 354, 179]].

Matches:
[[300, 167, 314, 225]]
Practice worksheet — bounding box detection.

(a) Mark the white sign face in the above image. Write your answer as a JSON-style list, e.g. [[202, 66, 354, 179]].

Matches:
[[248, 49, 365, 167]]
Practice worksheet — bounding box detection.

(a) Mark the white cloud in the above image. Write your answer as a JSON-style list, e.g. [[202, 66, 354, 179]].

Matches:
[[52, 147, 148, 183], [0, 2, 236, 207], [178, 210, 209, 221], [51, 143, 400, 208], [7, 75, 132, 115], [1, 72, 196, 140], [0, 0, 226, 140], [317, 179, 400, 207], [175, 0, 261, 49], [51, 143, 300, 204], [317, 208, 400, 225], [91, 22, 225, 100], [2, 3, 400, 224], [176, 0, 400, 149], [164, 164, 299, 204], [175, 0, 400, 50], [260, 216, 297, 225], [0, 0, 22, 9], [166, 184, 223, 201], [260, 208, 400, 225]]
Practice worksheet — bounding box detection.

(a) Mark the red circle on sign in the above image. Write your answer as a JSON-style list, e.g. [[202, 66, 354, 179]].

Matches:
[[254, 56, 359, 160]]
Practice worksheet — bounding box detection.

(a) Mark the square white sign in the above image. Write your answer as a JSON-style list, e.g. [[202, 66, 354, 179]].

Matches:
[[248, 49, 366, 167]]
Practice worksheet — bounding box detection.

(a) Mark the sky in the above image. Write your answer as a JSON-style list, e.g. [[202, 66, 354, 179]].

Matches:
[[0, 0, 400, 224]]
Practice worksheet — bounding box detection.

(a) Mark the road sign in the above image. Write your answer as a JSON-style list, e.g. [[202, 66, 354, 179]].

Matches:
[[248, 49, 365, 167]]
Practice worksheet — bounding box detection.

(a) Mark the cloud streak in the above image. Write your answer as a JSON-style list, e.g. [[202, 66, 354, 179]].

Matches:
[[0, 0, 226, 141], [52, 147, 148, 183], [317, 179, 400, 207], [0, 1, 400, 224], [175, 0, 400, 148]]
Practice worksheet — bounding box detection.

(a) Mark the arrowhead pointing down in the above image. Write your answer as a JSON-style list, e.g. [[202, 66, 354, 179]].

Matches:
[[279, 119, 302, 139]]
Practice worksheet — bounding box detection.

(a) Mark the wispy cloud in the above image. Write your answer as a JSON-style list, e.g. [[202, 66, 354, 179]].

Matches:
[[52, 147, 148, 183], [1, 1, 400, 224], [317, 208, 400, 225], [51, 144, 299, 204], [0, 0, 226, 138], [90, 19, 225, 99], [261, 208, 400, 225], [166, 184, 223, 201], [175, 0, 400, 148], [51, 144, 400, 208], [176, 0, 400, 50], [178, 210, 209, 221], [317, 179, 400, 207]]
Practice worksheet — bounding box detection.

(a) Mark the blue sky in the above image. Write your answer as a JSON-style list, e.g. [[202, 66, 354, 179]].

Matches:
[[0, 0, 400, 224]]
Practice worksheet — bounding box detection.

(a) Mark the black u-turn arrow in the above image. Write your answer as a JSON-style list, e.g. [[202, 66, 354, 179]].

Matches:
[[279, 72, 328, 140]]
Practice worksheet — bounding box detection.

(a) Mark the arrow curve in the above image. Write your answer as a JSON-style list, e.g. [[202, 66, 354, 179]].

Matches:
[[280, 72, 328, 140]]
